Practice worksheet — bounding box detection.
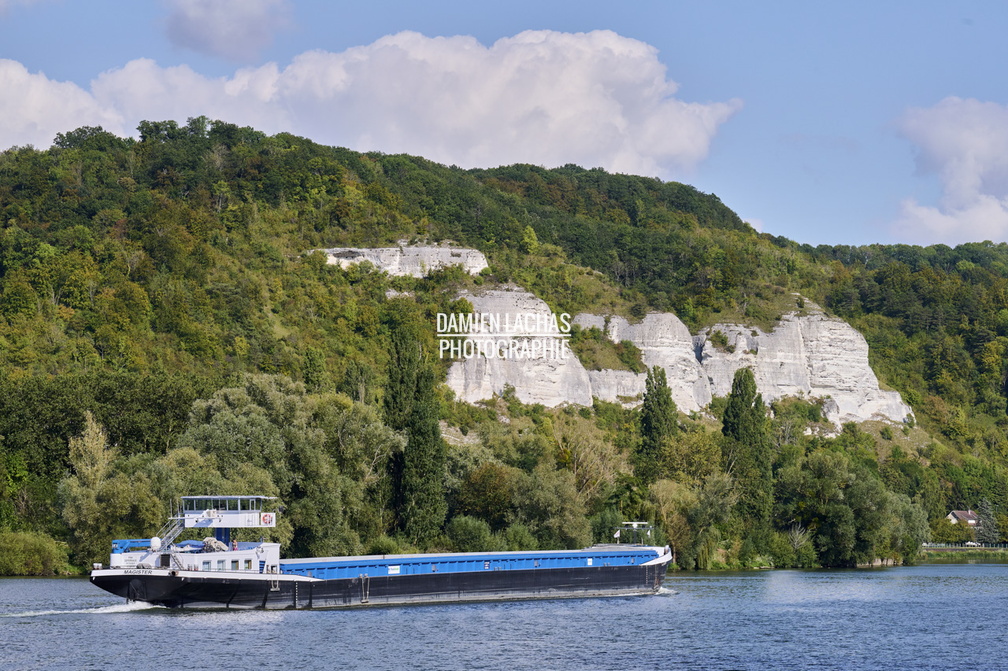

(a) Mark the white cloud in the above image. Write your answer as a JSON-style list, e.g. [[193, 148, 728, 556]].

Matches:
[[164, 0, 289, 62], [90, 59, 289, 133], [263, 30, 742, 176], [0, 30, 740, 179], [894, 97, 1008, 244], [0, 60, 123, 148]]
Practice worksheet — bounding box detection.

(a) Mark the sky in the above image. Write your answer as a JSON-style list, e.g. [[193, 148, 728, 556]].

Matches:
[[1, 0, 1007, 247]]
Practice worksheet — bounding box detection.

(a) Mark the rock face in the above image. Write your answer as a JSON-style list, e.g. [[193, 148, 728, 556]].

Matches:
[[444, 288, 593, 407], [322, 245, 910, 425], [449, 292, 910, 425], [696, 312, 911, 425], [575, 313, 711, 414], [319, 245, 488, 277]]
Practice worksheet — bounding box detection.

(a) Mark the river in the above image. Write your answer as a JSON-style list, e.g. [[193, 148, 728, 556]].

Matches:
[[2, 563, 1006, 670]]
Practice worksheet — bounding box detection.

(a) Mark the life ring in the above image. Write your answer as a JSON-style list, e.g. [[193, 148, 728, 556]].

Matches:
[[260, 512, 274, 526]]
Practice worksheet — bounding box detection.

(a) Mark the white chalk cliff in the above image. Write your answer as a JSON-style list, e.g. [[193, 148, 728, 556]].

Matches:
[[695, 311, 911, 425], [448, 291, 910, 425], [574, 313, 712, 414], [327, 246, 910, 425], [444, 288, 594, 408], [319, 245, 488, 277]]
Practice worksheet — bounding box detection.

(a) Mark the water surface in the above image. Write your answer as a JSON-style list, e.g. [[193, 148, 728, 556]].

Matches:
[[2, 564, 1005, 670]]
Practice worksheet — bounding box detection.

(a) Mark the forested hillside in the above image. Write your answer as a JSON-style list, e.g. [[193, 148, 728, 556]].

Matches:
[[1, 118, 1006, 574]]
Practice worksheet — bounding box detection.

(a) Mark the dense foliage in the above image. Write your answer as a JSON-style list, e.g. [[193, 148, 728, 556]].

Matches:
[[0, 118, 1005, 573]]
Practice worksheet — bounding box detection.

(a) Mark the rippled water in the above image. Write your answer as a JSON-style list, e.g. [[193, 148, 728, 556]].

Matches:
[[2, 564, 1006, 670]]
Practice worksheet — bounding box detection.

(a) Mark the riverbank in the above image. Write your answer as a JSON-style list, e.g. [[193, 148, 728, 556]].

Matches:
[[921, 544, 1008, 562]]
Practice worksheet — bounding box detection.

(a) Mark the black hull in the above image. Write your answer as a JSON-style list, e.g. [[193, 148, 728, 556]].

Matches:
[[91, 563, 666, 609]]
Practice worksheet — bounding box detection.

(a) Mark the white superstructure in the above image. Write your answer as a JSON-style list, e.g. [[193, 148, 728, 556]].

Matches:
[[102, 495, 281, 574]]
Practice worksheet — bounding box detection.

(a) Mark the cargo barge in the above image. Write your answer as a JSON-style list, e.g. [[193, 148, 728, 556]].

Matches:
[[90, 496, 672, 609]]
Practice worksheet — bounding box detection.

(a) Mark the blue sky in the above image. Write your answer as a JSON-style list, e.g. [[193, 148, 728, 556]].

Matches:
[[2, 0, 1007, 247]]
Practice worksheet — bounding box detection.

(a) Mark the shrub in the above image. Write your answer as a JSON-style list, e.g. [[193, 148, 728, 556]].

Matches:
[[366, 535, 402, 556], [498, 523, 538, 551], [446, 515, 497, 552], [0, 531, 71, 576]]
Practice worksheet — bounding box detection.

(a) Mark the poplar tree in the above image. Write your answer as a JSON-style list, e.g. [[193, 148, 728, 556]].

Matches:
[[977, 499, 1000, 544], [384, 326, 446, 545], [383, 327, 421, 432], [637, 366, 677, 483], [400, 366, 447, 545], [721, 367, 772, 530]]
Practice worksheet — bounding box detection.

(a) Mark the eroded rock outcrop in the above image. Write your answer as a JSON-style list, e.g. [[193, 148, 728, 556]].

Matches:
[[444, 288, 593, 407], [325, 245, 910, 425], [449, 292, 909, 425], [319, 245, 488, 277], [696, 309, 911, 425], [576, 313, 711, 413]]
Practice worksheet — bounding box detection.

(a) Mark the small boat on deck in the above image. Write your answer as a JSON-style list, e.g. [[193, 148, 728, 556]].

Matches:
[[90, 496, 672, 609]]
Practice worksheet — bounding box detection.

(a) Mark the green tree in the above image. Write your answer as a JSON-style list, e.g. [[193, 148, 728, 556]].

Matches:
[[446, 515, 497, 552], [521, 225, 540, 254], [776, 448, 915, 567], [659, 427, 721, 484], [721, 367, 772, 531], [173, 375, 403, 555], [513, 465, 592, 549], [930, 517, 974, 544], [0, 531, 70, 576], [57, 412, 162, 565], [687, 473, 736, 569], [977, 499, 1000, 544], [57, 412, 117, 564], [552, 411, 625, 505], [882, 492, 931, 562], [637, 366, 677, 483], [399, 366, 447, 545], [302, 346, 327, 391], [456, 462, 520, 531], [651, 479, 698, 567], [384, 326, 421, 432]]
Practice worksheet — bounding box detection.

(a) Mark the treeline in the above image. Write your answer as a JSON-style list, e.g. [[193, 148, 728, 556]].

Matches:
[[815, 242, 1008, 458], [0, 365, 941, 573], [633, 367, 930, 569], [0, 119, 1005, 573]]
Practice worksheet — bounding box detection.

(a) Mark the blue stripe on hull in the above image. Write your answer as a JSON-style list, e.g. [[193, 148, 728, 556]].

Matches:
[[279, 548, 664, 580]]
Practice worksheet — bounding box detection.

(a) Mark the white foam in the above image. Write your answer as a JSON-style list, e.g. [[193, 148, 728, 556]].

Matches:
[[3, 600, 160, 617]]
